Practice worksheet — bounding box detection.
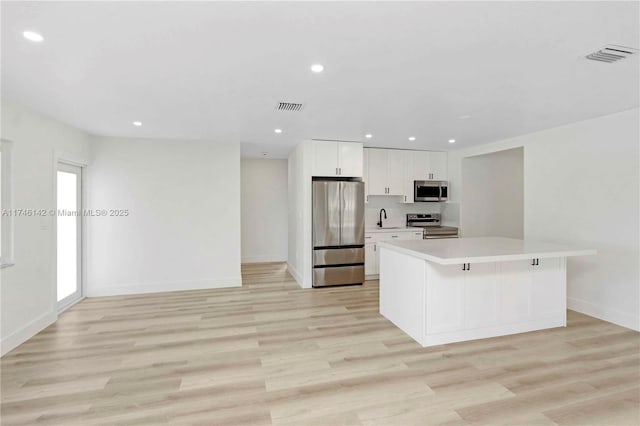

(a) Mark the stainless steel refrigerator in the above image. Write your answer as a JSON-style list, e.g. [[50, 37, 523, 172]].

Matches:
[[312, 180, 365, 287]]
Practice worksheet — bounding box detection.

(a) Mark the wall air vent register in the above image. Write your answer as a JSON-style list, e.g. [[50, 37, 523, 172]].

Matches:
[[586, 45, 638, 63]]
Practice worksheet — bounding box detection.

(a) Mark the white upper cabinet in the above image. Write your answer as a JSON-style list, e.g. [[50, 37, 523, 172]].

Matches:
[[311, 140, 363, 177], [312, 141, 338, 176], [338, 142, 364, 177], [386, 150, 406, 196], [364, 147, 447, 203], [366, 148, 409, 198], [429, 151, 448, 180], [410, 150, 430, 181], [410, 151, 447, 181], [367, 149, 388, 195]]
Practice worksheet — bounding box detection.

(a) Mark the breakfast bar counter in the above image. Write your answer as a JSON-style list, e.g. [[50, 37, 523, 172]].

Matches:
[[378, 237, 596, 347]]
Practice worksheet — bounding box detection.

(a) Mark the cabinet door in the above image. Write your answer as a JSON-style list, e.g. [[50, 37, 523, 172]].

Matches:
[[429, 152, 448, 180], [338, 142, 363, 177], [377, 232, 401, 242], [312, 141, 338, 177], [499, 260, 533, 322], [411, 151, 431, 181], [402, 151, 415, 203], [386, 150, 406, 196], [363, 149, 369, 202], [367, 149, 388, 195], [464, 263, 498, 328], [532, 258, 565, 317], [412, 231, 424, 240], [426, 263, 464, 333], [398, 232, 415, 240]]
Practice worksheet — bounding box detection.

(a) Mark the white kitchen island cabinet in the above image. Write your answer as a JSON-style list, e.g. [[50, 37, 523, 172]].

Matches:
[[379, 237, 595, 347]]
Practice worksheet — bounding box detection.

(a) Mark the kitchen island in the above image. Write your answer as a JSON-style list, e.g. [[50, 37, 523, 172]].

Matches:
[[379, 237, 596, 347]]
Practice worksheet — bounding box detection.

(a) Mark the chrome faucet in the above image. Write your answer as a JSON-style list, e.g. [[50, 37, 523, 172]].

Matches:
[[377, 209, 387, 228]]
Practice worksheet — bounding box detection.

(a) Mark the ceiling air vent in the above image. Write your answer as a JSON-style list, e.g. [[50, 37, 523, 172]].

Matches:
[[276, 102, 304, 112], [586, 45, 638, 63]]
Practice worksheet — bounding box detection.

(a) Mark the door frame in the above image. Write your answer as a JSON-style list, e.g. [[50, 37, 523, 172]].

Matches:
[[55, 160, 85, 313]]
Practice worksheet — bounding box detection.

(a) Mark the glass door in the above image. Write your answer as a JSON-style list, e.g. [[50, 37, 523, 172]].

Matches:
[[57, 163, 82, 310]]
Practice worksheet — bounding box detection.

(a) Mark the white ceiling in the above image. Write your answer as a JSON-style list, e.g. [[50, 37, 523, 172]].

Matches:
[[2, 2, 638, 158]]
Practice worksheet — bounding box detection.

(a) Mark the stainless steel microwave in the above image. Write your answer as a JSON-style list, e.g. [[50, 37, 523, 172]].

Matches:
[[414, 180, 448, 202]]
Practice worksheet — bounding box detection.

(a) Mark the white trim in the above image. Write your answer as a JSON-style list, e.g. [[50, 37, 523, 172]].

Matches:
[[56, 162, 84, 310], [286, 262, 305, 287], [85, 277, 243, 297], [242, 255, 287, 263], [0, 310, 57, 357], [58, 296, 85, 315], [54, 151, 89, 168], [421, 316, 566, 347], [1, 139, 15, 268], [568, 297, 640, 332], [54, 155, 88, 318]]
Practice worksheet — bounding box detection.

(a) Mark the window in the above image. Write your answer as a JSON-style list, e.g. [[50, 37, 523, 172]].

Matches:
[[1, 139, 14, 268]]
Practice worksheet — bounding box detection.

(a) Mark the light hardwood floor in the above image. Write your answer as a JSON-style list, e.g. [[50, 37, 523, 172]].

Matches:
[[1, 262, 639, 425]]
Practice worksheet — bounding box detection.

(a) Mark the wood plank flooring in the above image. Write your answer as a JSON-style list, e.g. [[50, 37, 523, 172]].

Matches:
[[1, 262, 639, 425]]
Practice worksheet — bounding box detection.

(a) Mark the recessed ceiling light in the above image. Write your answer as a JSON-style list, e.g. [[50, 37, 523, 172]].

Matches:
[[23, 31, 44, 42], [274, 128, 283, 134], [449, 139, 456, 144], [310, 64, 324, 73], [458, 115, 471, 120], [365, 134, 373, 139], [132, 121, 142, 127], [408, 136, 416, 141]]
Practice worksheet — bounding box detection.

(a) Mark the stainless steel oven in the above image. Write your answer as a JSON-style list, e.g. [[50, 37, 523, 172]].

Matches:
[[406, 214, 458, 239], [414, 180, 448, 202]]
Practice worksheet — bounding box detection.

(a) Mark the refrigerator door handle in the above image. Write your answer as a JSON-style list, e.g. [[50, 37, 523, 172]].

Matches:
[[339, 182, 343, 245]]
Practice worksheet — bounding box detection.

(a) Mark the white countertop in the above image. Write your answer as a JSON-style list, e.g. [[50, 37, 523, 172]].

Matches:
[[365, 226, 422, 233], [379, 237, 596, 265]]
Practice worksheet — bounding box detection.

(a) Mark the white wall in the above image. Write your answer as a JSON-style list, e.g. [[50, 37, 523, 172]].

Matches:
[[365, 197, 440, 228], [448, 109, 639, 331], [86, 136, 241, 296], [461, 148, 524, 238], [287, 142, 312, 288], [1, 98, 91, 356], [241, 159, 287, 263]]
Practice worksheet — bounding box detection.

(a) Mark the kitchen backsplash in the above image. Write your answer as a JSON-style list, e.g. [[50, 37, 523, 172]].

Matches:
[[440, 201, 460, 227], [365, 196, 441, 228]]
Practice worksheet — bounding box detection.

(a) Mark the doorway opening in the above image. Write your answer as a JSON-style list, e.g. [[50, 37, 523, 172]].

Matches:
[[57, 163, 83, 311]]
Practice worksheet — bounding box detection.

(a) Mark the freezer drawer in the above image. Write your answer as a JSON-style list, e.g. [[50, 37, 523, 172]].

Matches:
[[313, 265, 364, 287], [313, 247, 364, 266]]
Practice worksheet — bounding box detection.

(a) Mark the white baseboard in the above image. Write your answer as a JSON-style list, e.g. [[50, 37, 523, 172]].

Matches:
[[286, 262, 304, 287], [241, 255, 286, 263], [568, 297, 640, 331], [85, 276, 243, 297], [421, 316, 566, 347], [1, 310, 57, 357]]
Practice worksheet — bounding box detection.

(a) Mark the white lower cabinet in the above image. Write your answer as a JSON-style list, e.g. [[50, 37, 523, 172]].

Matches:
[[498, 257, 565, 321], [426, 258, 566, 338], [426, 263, 464, 333], [427, 262, 498, 333], [464, 263, 499, 328], [499, 260, 533, 322], [532, 257, 565, 317], [365, 230, 422, 277]]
